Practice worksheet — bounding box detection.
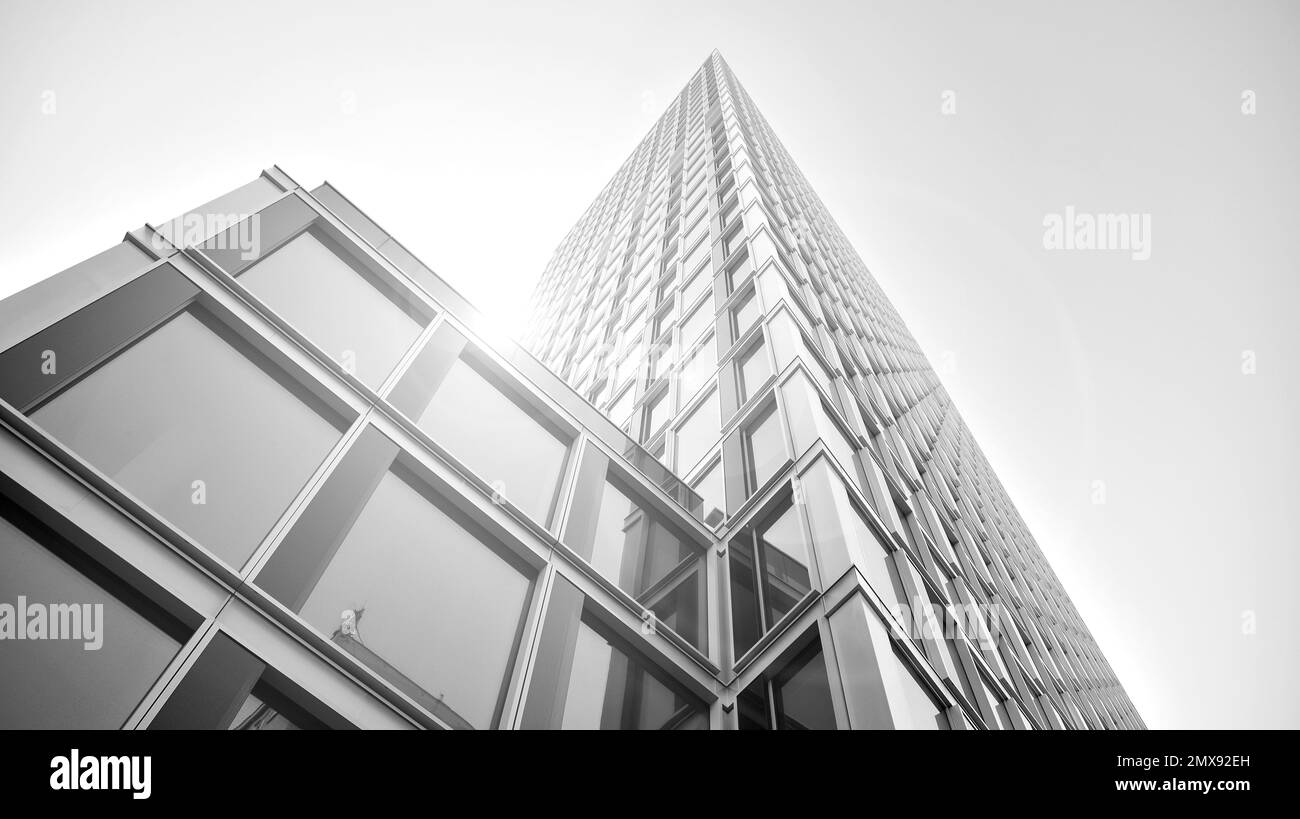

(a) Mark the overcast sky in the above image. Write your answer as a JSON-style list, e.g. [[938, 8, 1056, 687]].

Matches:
[[2, 0, 1296, 729]]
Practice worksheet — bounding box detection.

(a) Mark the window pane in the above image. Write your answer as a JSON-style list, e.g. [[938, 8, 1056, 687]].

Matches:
[[675, 390, 719, 475], [642, 389, 672, 442], [757, 504, 811, 627], [738, 342, 772, 402], [732, 289, 761, 338], [31, 308, 346, 568], [863, 606, 949, 730], [692, 461, 725, 524], [774, 641, 837, 729], [237, 231, 424, 388], [608, 385, 635, 429], [0, 507, 182, 729], [292, 467, 532, 730], [729, 538, 763, 657], [679, 340, 714, 401], [592, 480, 694, 601], [682, 265, 711, 306], [415, 357, 568, 524], [745, 404, 786, 491], [681, 301, 712, 347], [561, 618, 706, 730]]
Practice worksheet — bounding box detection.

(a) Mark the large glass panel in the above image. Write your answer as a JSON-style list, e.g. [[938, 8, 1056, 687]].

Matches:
[[680, 301, 712, 347], [641, 389, 672, 442], [237, 231, 425, 389], [691, 461, 725, 526], [731, 289, 761, 338], [592, 479, 693, 600], [31, 307, 346, 568], [678, 339, 714, 402], [414, 357, 568, 524], [773, 640, 837, 729], [681, 264, 711, 306], [0, 504, 184, 729], [738, 341, 772, 402], [729, 502, 812, 657], [863, 606, 949, 729], [738, 637, 837, 730], [561, 617, 707, 730], [675, 390, 719, 475], [284, 460, 533, 730], [745, 404, 786, 491]]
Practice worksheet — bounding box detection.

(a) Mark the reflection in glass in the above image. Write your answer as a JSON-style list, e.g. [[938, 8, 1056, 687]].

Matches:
[[0, 506, 183, 729], [642, 389, 672, 442], [678, 340, 714, 401], [738, 637, 837, 730], [675, 390, 719, 475], [681, 301, 712, 346], [227, 685, 321, 730], [415, 357, 568, 524], [591, 478, 705, 650], [773, 640, 837, 729], [31, 308, 346, 568], [732, 289, 761, 338], [861, 603, 949, 729], [730, 503, 812, 657], [692, 461, 726, 526], [292, 467, 532, 730], [237, 231, 425, 389], [561, 617, 707, 730], [744, 404, 786, 492], [737, 341, 772, 402]]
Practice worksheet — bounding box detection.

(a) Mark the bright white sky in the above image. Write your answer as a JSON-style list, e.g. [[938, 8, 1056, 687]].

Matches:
[[2, 0, 1297, 728]]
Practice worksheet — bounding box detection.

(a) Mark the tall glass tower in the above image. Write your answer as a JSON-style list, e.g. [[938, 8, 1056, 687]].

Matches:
[[525, 52, 1142, 730], [0, 53, 1139, 731]]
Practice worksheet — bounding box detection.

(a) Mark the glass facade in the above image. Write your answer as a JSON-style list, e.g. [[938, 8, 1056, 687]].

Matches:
[[30, 306, 347, 568], [0, 50, 1140, 730], [0, 501, 185, 729], [236, 230, 425, 389]]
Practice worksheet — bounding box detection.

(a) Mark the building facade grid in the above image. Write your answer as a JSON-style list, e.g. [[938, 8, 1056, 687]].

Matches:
[[0, 51, 1140, 730]]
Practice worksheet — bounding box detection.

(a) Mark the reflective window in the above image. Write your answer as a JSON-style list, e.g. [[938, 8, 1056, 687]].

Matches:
[[731, 289, 761, 339], [31, 307, 347, 568], [591, 477, 705, 649], [678, 339, 715, 402], [691, 461, 726, 526], [744, 404, 786, 492], [0, 502, 185, 729], [680, 301, 712, 347], [414, 356, 568, 524], [641, 388, 672, 442], [863, 606, 949, 730], [561, 616, 707, 730], [262, 435, 534, 730], [675, 390, 719, 475], [237, 231, 425, 389], [228, 687, 310, 730], [730, 502, 812, 656], [149, 630, 328, 730], [737, 341, 772, 402], [608, 384, 636, 429], [682, 264, 711, 306], [738, 637, 837, 730]]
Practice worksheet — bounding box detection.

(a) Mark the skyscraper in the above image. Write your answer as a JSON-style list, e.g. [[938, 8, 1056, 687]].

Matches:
[[525, 52, 1142, 730], [0, 53, 1139, 731]]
